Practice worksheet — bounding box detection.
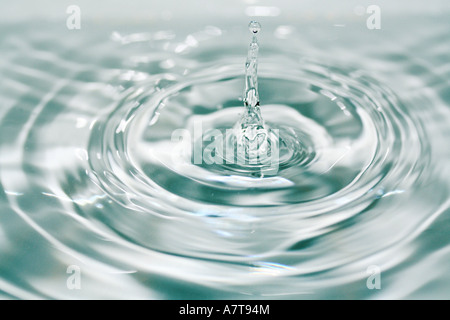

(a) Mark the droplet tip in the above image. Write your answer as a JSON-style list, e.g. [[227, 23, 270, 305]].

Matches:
[[248, 21, 261, 34]]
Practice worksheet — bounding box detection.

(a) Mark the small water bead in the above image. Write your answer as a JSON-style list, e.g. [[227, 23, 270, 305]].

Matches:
[[249, 21, 261, 34]]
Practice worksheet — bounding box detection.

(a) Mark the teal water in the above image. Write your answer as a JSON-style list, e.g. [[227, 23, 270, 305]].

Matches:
[[0, 2, 450, 299]]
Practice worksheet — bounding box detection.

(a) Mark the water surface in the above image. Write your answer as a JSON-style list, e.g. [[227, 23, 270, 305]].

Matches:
[[0, 1, 449, 299]]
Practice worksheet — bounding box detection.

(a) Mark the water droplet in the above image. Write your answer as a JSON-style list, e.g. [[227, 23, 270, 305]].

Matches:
[[248, 21, 261, 34]]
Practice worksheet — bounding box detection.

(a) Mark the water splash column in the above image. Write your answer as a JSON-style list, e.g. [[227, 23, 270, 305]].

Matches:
[[235, 21, 270, 163], [244, 21, 261, 109]]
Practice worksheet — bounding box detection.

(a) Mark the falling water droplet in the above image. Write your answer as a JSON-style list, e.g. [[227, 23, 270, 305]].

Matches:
[[249, 21, 261, 34]]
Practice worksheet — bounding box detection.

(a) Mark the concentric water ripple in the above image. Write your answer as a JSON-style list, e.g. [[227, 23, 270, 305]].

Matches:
[[86, 56, 426, 258], [0, 13, 449, 299]]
